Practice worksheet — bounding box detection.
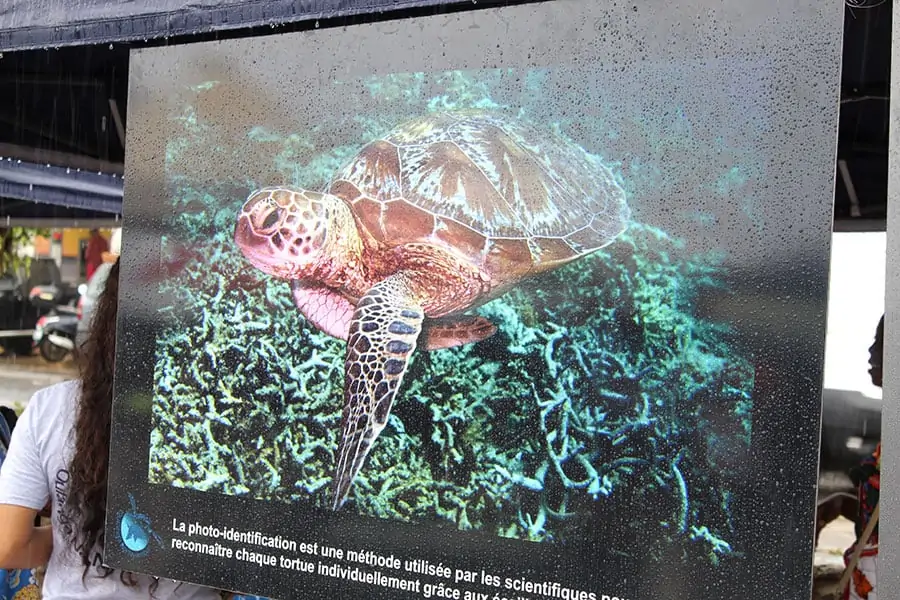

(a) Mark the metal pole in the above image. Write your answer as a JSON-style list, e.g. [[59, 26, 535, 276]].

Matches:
[[878, 0, 900, 596], [838, 159, 863, 218]]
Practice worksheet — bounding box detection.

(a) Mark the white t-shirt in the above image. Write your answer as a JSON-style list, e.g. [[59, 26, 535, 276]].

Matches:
[[0, 380, 222, 600]]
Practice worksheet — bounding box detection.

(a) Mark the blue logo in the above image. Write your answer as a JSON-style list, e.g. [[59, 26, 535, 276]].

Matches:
[[116, 493, 163, 556]]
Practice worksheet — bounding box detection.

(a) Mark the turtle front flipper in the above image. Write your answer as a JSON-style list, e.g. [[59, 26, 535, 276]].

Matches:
[[332, 272, 424, 510], [290, 279, 355, 341]]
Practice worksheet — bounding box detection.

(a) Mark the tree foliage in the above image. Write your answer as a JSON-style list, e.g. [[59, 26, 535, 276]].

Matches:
[[0, 227, 50, 276]]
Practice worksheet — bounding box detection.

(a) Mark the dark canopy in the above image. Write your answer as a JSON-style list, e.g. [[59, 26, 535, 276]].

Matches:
[[0, 158, 123, 226], [0, 0, 891, 226], [0, 0, 457, 52]]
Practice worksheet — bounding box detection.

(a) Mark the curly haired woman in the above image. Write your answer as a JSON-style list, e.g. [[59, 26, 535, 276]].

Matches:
[[0, 258, 223, 599]]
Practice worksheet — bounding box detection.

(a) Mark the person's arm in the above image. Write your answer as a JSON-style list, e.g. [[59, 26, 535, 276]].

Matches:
[[0, 394, 53, 569], [0, 505, 52, 568]]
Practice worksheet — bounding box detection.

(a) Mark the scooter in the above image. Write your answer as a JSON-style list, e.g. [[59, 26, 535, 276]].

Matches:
[[32, 307, 79, 363], [29, 282, 82, 312]]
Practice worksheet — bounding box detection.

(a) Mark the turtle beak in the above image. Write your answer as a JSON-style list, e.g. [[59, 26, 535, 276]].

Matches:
[[234, 213, 258, 247]]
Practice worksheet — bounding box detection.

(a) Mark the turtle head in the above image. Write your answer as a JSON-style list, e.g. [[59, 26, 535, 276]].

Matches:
[[235, 186, 351, 280]]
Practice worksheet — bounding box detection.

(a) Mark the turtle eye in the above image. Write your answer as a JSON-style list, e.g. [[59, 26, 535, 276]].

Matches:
[[252, 204, 282, 233], [262, 210, 279, 230]]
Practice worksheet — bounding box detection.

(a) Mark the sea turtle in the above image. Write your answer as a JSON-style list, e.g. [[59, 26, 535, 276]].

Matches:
[[234, 110, 631, 510]]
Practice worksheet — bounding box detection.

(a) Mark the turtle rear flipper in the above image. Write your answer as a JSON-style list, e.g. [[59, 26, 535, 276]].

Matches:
[[333, 272, 424, 510], [423, 316, 497, 350]]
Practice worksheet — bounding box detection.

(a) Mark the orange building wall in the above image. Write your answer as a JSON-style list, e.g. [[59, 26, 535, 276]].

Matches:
[[33, 236, 50, 256], [33, 229, 111, 258]]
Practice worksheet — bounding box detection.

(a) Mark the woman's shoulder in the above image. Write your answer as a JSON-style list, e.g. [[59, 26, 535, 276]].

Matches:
[[18, 380, 81, 435], [27, 380, 80, 412]]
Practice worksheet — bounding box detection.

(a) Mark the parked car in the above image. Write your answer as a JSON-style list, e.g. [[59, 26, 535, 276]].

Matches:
[[0, 258, 72, 354], [0, 270, 40, 355], [0, 258, 85, 356]]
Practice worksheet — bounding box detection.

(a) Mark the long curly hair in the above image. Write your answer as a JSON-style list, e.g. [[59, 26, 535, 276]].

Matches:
[[58, 258, 230, 598], [58, 258, 134, 585]]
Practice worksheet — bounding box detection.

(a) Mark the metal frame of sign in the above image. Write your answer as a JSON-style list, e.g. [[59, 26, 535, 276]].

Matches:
[[104, 1, 844, 598], [878, 3, 899, 597]]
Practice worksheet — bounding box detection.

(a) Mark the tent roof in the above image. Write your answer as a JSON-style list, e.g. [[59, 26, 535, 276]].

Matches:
[[0, 0, 891, 227], [0, 157, 122, 225], [0, 0, 459, 52]]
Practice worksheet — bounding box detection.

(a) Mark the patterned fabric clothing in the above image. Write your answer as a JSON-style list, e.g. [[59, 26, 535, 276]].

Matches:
[[0, 409, 42, 600], [843, 442, 880, 600]]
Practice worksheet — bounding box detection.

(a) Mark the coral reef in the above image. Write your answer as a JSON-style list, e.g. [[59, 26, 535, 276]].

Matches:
[[148, 68, 755, 567]]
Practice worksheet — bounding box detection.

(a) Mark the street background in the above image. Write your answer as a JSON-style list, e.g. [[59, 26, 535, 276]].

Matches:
[[0, 354, 75, 412]]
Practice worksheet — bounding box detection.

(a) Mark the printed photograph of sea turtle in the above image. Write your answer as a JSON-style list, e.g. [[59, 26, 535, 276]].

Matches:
[[233, 111, 632, 510], [150, 65, 758, 567]]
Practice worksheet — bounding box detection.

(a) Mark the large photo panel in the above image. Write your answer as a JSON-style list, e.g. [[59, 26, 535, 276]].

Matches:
[[106, 1, 843, 599]]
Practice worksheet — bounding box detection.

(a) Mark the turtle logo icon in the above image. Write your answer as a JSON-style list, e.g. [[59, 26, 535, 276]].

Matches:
[[116, 493, 163, 556]]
